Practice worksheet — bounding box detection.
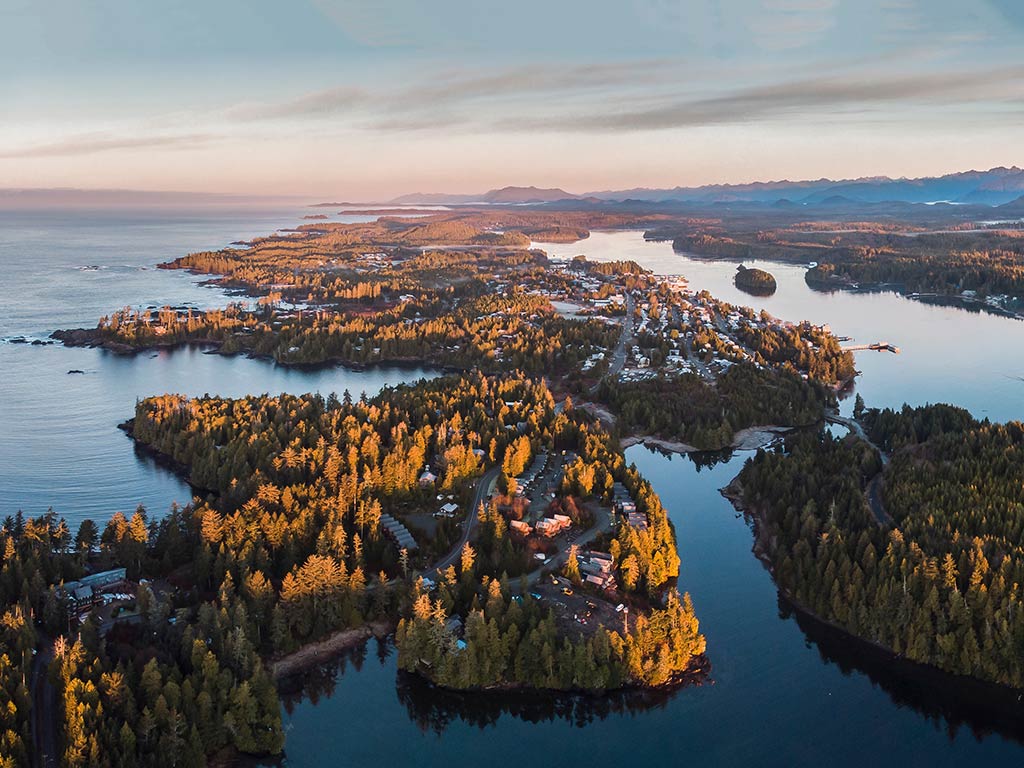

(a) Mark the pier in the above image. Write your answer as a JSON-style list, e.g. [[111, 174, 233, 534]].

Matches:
[[841, 341, 901, 354]]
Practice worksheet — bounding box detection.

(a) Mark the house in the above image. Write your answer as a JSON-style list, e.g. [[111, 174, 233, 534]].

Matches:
[[445, 615, 464, 637], [535, 516, 570, 537], [588, 551, 614, 568], [585, 573, 617, 590], [510, 519, 532, 535], [436, 502, 459, 518], [418, 470, 437, 487], [627, 511, 648, 531]]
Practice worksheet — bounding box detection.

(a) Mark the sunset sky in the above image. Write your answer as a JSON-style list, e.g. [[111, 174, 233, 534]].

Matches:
[[4, 0, 1024, 199]]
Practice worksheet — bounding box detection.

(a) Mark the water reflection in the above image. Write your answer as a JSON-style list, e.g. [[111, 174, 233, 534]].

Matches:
[[394, 670, 690, 734], [278, 636, 707, 735], [278, 643, 375, 709], [782, 595, 1024, 745]]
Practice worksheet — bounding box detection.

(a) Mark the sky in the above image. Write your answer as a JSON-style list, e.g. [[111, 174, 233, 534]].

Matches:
[[2, 0, 1023, 200]]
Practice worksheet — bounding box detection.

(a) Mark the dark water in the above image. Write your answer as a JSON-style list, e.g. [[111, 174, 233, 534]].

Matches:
[[4, 216, 1024, 765]]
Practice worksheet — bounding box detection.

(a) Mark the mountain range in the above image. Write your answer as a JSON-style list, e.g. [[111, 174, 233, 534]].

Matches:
[[389, 186, 579, 206], [389, 167, 1024, 207]]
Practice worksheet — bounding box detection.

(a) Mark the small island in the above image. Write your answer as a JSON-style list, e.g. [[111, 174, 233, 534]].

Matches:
[[734, 265, 777, 296]]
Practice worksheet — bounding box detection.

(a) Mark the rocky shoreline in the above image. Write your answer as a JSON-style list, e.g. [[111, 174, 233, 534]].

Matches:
[[622, 425, 791, 455], [271, 620, 394, 680]]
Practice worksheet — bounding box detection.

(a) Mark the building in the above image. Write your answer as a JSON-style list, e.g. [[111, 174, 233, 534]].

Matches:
[[535, 516, 571, 537], [418, 470, 438, 487], [509, 519, 532, 535], [380, 513, 418, 551], [60, 567, 128, 611], [436, 502, 459, 518]]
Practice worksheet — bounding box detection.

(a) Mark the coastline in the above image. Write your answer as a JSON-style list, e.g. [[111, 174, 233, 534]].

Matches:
[[407, 651, 712, 696], [621, 425, 791, 455], [720, 478, 1024, 725], [271, 620, 394, 681], [50, 328, 452, 375]]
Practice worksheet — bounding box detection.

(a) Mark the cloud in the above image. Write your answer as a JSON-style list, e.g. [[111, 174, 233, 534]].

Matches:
[[0, 132, 217, 159], [394, 60, 672, 107], [222, 59, 675, 126], [512, 65, 1024, 132], [226, 86, 368, 121]]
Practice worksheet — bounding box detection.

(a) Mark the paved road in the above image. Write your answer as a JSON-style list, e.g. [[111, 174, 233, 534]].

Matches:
[[29, 639, 58, 768], [825, 412, 888, 464], [426, 466, 500, 577], [865, 472, 892, 525], [682, 335, 714, 381], [591, 293, 634, 393], [671, 306, 714, 381], [712, 311, 757, 360]]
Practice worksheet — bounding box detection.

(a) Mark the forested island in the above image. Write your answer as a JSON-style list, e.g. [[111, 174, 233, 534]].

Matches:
[[734, 265, 777, 296], [732, 402, 1024, 689]]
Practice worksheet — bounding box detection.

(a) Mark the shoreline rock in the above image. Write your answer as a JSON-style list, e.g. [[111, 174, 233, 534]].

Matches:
[[271, 620, 393, 680]]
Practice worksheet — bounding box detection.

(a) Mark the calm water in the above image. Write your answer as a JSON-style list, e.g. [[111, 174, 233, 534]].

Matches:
[[0, 208, 428, 526], [541, 231, 1024, 422], [3, 217, 1024, 765]]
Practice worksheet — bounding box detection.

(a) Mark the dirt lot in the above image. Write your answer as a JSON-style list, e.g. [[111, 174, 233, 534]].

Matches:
[[533, 579, 625, 639]]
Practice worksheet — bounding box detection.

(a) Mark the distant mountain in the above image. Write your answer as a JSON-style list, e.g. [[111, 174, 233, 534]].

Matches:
[[483, 186, 578, 203], [389, 186, 578, 205], [387, 168, 1024, 209], [994, 195, 1024, 216], [387, 191, 480, 205], [584, 167, 1024, 206]]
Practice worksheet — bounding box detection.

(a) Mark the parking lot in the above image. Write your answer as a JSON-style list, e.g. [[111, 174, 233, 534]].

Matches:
[[533, 578, 626, 639]]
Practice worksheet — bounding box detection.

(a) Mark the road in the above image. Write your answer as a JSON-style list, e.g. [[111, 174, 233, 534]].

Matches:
[[865, 473, 892, 525], [670, 306, 713, 381], [29, 638, 58, 768], [712, 311, 757, 360], [426, 466, 500, 577], [825, 411, 888, 465], [513, 503, 615, 592], [591, 293, 634, 393], [825, 411, 893, 525]]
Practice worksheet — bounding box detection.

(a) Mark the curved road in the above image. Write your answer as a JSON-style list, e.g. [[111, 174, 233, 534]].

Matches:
[[426, 466, 500, 577], [512, 504, 614, 592], [825, 411, 893, 525]]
